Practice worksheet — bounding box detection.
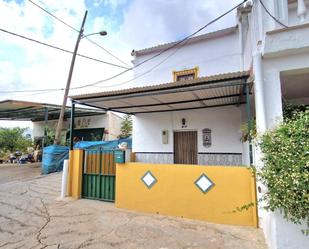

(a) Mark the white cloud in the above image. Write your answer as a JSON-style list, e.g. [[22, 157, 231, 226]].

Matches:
[[119, 0, 241, 50], [0, 0, 132, 105], [0, 0, 241, 108], [103, 0, 128, 10]]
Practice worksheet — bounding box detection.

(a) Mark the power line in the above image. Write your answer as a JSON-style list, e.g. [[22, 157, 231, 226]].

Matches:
[[1, 0, 248, 94], [133, 0, 248, 69], [95, 42, 185, 89], [258, 0, 288, 28], [85, 38, 131, 67], [13, 89, 63, 98], [0, 28, 130, 70], [27, 0, 131, 67], [27, 0, 78, 32], [75, 0, 249, 89]]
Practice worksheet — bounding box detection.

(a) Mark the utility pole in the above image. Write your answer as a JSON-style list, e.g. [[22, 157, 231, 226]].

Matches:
[[54, 11, 88, 145]]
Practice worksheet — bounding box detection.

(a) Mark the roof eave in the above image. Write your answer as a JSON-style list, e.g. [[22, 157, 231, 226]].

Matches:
[[132, 25, 238, 57]]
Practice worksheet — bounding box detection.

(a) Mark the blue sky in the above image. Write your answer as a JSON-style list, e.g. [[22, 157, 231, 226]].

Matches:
[[0, 0, 240, 127]]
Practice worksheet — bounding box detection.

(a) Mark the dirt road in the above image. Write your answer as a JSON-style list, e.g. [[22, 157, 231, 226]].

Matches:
[[0, 164, 267, 249], [0, 163, 41, 184]]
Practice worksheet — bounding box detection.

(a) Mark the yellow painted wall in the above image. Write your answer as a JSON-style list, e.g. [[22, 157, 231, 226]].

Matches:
[[67, 149, 83, 199], [116, 162, 258, 227]]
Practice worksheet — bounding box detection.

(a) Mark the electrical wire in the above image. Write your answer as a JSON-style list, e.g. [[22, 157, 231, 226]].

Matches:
[[12, 89, 63, 98], [27, 0, 131, 67], [258, 0, 289, 28], [133, 0, 248, 69], [73, 0, 249, 89], [0, 28, 130, 70], [1, 0, 248, 94], [84, 38, 131, 67], [27, 0, 79, 32], [95, 41, 186, 89]]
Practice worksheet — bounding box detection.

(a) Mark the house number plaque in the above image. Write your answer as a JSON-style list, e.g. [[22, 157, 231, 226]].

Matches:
[[202, 128, 212, 147]]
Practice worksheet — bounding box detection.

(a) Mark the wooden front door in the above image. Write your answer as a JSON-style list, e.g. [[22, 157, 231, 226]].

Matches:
[[174, 131, 198, 164]]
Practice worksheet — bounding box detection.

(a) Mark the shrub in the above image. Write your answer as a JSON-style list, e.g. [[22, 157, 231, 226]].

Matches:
[[118, 115, 132, 139], [259, 111, 309, 233]]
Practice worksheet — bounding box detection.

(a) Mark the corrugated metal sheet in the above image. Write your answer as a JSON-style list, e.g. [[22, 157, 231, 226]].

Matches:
[[71, 71, 249, 100], [71, 71, 252, 114], [0, 99, 106, 121]]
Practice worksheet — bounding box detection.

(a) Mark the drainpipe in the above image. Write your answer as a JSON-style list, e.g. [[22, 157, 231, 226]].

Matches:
[[238, 16, 244, 70], [253, 51, 268, 230], [297, 0, 308, 23], [253, 51, 267, 133]]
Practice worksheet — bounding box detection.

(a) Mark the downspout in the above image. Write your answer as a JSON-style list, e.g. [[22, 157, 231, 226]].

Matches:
[[252, 51, 267, 133], [239, 16, 244, 70]]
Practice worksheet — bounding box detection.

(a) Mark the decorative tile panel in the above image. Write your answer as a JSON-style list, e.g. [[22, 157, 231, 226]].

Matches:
[[141, 171, 157, 189], [135, 152, 243, 166], [195, 173, 215, 193], [198, 153, 242, 166], [135, 153, 174, 164]]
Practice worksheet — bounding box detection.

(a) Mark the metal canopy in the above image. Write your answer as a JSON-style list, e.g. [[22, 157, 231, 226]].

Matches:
[[71, 71, 252, 114], [0, 99, 106, 121]]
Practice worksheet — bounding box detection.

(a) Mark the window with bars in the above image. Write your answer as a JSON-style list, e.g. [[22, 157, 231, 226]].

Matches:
[[173, 67, 199, 81]]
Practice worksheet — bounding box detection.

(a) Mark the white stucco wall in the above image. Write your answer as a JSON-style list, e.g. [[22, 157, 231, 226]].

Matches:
[[243, 20, 253, 70], [262, 52, 309, 128], [74, 115, 107, 130], [259, 52, 309, 249], [133, 106, 244, 154], [106, 112, 123, 140], [132, 29, 241, 86], [33, 120, 66, 138], [248, 2, 309, 246], [33, 114, 107, 138]]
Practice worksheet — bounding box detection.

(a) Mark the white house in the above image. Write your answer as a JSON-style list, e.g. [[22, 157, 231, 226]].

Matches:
[[240, 1, 309, 249], [0, 99, 123, 144], [33, 111, 123, 143], [70, 1, 309, 249], [129, 26, 251, 166]]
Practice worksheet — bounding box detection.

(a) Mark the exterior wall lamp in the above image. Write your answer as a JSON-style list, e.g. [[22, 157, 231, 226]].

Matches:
[[182, 118, 187, 128]]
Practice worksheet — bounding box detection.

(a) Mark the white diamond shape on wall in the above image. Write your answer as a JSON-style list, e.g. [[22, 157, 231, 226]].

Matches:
[[195, 174, 215, 194], [141, 171, 157, 189]]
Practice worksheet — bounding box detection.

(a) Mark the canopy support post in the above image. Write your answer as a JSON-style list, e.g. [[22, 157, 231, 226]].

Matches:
[[42, 107, 48, 149], [245, 82, 253, 165]]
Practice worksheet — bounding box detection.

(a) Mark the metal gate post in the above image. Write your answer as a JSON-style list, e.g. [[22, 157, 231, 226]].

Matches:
[[99, 149, 102, 199], [245, 82, 253, 165]]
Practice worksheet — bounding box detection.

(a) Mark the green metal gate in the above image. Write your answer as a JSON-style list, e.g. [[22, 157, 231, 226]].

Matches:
[[82, 149, 116, 202]]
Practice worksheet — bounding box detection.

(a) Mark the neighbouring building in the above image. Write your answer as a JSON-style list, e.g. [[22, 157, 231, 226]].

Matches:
[[0, 99, 123, 145], [69, 1, 309, 249], [33, 111, 122, 144]]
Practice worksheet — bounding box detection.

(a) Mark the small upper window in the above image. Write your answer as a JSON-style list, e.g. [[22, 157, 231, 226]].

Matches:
[[173, 67, 199, 82]]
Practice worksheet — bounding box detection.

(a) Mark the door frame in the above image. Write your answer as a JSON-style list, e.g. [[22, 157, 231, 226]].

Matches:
[[173, 130, 198, 164]]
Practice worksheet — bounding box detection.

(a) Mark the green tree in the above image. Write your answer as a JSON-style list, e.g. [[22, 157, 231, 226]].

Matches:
[[118, 115, 132, 139], [0, 127, 32, 153]]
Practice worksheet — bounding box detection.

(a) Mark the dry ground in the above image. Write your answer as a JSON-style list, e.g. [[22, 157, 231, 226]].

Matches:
[[0, 164, 267, 249]]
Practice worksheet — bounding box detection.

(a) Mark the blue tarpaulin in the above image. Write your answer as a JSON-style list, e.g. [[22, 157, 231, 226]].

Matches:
[[73, 138, 132, 150], [42, 138, 132, 174], [42, 145, 69, 174]]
